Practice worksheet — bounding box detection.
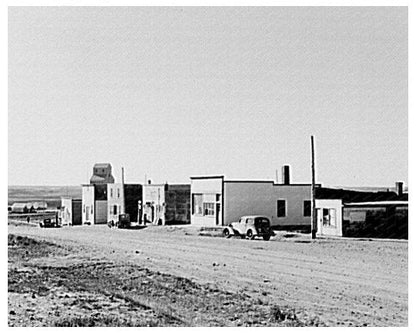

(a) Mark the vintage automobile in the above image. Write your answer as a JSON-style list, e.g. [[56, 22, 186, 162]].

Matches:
[[223, 215, 274, 240], [112, 213, 131, 229], [108, 213, 143, 229], [39, 213, 61, 228]]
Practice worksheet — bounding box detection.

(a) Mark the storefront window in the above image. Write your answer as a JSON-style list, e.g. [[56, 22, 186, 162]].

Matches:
[[323, 208, 336, 227], [203, 202, 215, 216], [192, 194, 203, 215]]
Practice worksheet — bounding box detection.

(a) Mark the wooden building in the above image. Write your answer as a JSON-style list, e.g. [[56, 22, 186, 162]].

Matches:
[[142, 183, 190, 225], [60, 198, 82, 226], [107, 183, 142, 223], [90, 163, 115, 184]]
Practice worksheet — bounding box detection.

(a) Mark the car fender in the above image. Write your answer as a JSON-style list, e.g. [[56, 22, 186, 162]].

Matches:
[[247, 227, 258, 236], [231, 223, 245, 236], [230, 223, 244, 235], [225, 226, 236, 235]]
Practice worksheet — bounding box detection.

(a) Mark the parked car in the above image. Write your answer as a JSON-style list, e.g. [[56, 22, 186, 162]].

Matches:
[[109, 213, 142, 229], [39, 214, 61, 228], [223, 215, 274, 240]]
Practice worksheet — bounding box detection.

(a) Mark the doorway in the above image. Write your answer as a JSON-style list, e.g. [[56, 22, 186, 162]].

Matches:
[[216, 203, 221, 225]]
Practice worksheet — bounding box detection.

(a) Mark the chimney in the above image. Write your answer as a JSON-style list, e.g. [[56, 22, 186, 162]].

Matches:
[[282, 165, 290, 185], [148, 179, 152, 185], [395, 182, 403, 196]]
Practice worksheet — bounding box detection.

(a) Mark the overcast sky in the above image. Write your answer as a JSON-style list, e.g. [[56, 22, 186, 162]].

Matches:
[[8, 6, 407, 187]]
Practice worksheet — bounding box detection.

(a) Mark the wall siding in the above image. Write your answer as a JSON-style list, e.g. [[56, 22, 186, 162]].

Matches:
[[95, 200, 108, 224], [224, 182, 311, 227]]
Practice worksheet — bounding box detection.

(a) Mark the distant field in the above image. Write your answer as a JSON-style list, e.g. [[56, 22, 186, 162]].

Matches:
[[8, 185, 82, 208], [8, 185, 399, 210]]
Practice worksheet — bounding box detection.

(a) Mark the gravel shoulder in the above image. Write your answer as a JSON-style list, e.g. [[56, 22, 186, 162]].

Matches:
[[8, 222, 408, 326]]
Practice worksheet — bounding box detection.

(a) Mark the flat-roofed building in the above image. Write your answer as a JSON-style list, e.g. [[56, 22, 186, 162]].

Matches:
[[190, 166, 315, 229], [142, 183, 190, 225]]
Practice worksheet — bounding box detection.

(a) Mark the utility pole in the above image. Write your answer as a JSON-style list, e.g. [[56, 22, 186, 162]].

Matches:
[[311, 136, 317, 239], [121, 167, 125, 215]]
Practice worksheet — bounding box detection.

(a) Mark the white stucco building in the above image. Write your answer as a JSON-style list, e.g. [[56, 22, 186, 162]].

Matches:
[[82, 185, 95, 225], [107, 183, 125, 223], [316, 199, 343, 236], [82, 184, 108, 225], [190, 172, 314, 229]]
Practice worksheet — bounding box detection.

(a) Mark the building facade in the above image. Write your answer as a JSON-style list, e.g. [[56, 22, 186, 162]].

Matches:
[[107, 183, 125, 223], [107, 183, 142, 223], [316, 184, 408, 239], [190, 174, 313, 228], [82, 185, 95, 224], [142, 183, 190, 225], [316, 199, 343, 237], [60, 198, 82, 226]]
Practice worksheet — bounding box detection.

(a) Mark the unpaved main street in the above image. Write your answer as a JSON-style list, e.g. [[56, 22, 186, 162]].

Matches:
[[8, 223, 407, 326]]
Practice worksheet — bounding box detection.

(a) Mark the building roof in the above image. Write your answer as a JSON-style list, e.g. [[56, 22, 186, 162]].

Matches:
[[94, 163, 112, 168], [344, 201, 408, 207], [316, 187, 403, 203], [190, 175, 224, 179], [61, 197, 82, 202], [11, 203, 29, 208], [190, 175, 314, 186], [90, 175, 106, 183]]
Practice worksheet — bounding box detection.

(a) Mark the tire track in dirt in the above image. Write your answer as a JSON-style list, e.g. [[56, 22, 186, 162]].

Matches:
[[8, 224, 407, 326]]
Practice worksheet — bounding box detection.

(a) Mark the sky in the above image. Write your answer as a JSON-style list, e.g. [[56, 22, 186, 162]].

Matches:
[[8, 6, 408, 187]]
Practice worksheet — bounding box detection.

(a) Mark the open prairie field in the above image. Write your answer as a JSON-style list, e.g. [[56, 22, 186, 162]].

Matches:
[[8, 223, 407, 327], [8, 185, 82, 208]]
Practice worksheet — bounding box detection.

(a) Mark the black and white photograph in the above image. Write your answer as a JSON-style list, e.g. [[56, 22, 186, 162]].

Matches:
[[6, 2, 410, 328]]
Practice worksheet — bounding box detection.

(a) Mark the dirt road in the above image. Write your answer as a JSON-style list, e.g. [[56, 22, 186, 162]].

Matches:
[[8, 223, 407, 326]]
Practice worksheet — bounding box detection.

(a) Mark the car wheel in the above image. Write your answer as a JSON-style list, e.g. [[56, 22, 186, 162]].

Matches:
[[246, 229, 254, 240], [223, 228, 231, 238], [263, 235, 271, 241]]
